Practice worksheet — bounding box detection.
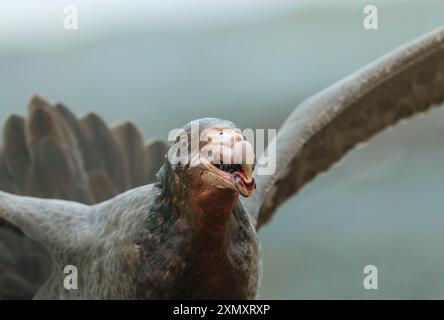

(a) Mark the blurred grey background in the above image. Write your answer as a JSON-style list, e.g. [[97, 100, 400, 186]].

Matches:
[[1, 0, 444, 298]]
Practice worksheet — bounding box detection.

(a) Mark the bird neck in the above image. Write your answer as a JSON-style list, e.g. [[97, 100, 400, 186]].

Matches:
[[155, 163, 238, 249], [190, 187, 238, 249]]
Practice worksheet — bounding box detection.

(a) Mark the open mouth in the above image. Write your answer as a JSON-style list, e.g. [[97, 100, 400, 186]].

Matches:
[[212, 163, 243, 173], [211, 162, 255, 197]]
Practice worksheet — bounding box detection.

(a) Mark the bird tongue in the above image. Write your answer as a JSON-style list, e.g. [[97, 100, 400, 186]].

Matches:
[[233, 170, 255, 197]]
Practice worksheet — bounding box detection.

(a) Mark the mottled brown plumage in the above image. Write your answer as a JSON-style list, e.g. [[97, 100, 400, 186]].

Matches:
[[0, 26, 444, 299]]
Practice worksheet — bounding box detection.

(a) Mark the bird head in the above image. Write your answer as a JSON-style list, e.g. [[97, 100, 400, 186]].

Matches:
[[166, 118, 255, 204]]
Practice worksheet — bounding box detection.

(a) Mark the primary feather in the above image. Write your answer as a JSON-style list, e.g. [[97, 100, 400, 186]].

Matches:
[[0, 97, 167, 299]]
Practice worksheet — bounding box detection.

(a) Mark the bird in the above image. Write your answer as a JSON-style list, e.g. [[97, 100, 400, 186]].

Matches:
[[0, 25, 443, 299]]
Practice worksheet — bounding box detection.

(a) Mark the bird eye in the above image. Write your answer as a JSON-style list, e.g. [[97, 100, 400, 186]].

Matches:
[[180, 138, 188, 148]]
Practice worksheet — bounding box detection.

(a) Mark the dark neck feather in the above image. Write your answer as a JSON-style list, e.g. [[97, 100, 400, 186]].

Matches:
[[153, 162, 189, 218], [136, 162, 255, 299], [153, 162, 237, 249]]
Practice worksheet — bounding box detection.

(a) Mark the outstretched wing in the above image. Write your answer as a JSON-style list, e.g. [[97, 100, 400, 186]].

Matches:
[[0, 192, 91, 250], [0, 96, 168, 299], [0, 190, 92, 299], [243, 26, 444, 230]]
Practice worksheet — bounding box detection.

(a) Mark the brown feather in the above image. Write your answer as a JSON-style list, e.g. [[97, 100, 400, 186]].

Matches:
[[1, 115, 30, 193], [0, 97, 167, 300], [55, 103, 96, 181], [25, 96, 92, 203], [88, 169, 119, 203], [80, 113, 128, 192], [144, 139, 168, 183], [112, 122, 147, 188]]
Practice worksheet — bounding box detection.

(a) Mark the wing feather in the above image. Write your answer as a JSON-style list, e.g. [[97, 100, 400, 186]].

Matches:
[[112, 122, 147, 188], [244, 26, 444, 229], [25, 97, 92, 203], [144, 139, 168, 183], [80, 113, 128, 192], [0, 96, 168, 299], [2, 115, 30, 193]]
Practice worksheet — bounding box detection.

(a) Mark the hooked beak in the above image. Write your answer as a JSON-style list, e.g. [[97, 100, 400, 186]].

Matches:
[[233, 162, 255, 197], [191, 128, 256, 197]]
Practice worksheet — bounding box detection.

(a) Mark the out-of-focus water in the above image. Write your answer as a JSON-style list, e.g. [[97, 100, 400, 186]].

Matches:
[[1, 0, 444, 298]]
